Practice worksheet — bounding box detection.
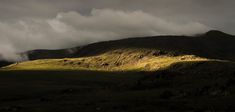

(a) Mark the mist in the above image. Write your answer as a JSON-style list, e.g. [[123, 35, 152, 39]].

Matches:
[[0, 9, 209, 61]]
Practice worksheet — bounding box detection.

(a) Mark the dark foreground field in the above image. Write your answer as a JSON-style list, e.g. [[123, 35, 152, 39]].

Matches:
[[0, 69, 235, 112]]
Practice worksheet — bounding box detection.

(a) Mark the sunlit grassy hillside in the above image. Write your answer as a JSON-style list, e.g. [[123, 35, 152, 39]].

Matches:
[[2, 48, 210, 71]]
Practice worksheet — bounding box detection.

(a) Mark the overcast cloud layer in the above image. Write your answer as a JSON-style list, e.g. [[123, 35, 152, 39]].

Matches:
[[0, 0, 234, 61]]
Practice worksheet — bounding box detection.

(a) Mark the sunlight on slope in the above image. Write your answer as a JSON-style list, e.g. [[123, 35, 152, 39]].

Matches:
[[1, 48, 209, 71]]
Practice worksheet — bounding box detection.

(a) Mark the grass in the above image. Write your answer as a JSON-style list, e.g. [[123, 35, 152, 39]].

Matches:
[[1, 48, 209, 71]]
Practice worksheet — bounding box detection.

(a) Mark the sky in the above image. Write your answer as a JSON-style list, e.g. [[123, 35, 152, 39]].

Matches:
[[0, 0, 234, 61]]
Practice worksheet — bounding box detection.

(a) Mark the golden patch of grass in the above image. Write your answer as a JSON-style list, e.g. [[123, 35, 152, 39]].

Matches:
[[1, 48, 209, 71]]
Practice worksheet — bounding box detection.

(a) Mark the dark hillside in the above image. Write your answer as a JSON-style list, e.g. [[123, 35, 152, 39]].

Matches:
[[27, 47, 80, 60]]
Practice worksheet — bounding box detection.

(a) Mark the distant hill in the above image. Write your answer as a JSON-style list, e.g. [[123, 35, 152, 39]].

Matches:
[[1, 30, 235, 68], [26, 47, 80, 60]]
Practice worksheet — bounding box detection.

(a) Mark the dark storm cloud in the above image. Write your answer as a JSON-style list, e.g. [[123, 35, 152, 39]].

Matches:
[[0, 0, 234, 61]]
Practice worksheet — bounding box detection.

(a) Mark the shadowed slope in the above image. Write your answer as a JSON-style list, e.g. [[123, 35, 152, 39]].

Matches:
[[27, 47, 80, 60]]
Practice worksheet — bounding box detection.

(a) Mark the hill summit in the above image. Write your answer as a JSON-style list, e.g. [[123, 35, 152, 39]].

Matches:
[[205, 30, 233, 37]]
